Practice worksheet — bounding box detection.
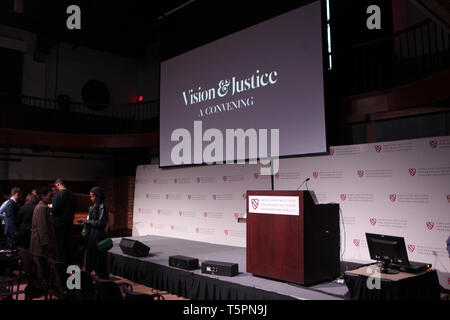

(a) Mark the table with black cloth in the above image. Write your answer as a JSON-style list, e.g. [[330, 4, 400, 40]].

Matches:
[[344, 264, 441, 300]]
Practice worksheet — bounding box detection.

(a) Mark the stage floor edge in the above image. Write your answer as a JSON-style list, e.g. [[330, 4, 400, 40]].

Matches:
[[108, 235, 349, 300]]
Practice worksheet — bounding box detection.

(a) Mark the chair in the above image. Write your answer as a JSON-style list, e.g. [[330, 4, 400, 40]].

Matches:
[[93, 276, 132, 300], [0, 279, 24, 300], [46, 258, 66, 300]]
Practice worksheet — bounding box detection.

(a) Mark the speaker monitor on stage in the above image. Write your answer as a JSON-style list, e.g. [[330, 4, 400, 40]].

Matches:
[[201, 260, 238, 277], [119, 238, 150, 257]]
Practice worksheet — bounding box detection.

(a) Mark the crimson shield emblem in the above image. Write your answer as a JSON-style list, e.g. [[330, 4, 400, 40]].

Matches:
[[429, 140, 438, 149], [389, 194, 397, 202], [370, 218, 377, 226], [374, 145, 382, 153], [203, 212, 208, 218], [251, 199, 259, 210], [313, 172, 318, 179], [224, 230, 229, 236], [353, 239, 360, 247], [340, 194, 346, 201], [407, 244, 415, 253], [357, 170, 364, 178], [426, 221, 434, 230], [446, 194, 450, 203], [409, 168, 416, 176]]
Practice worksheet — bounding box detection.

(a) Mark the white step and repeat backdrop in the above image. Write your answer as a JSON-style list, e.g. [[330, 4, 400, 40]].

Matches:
[[133, 136, 450, 287], [274, 136, 450, 288], [132, 164, 271, 247]]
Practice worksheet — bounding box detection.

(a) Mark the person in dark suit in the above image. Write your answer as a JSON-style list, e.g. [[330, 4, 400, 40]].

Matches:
[[81, 186, 109, 279], [51, 178, 77, 265], [15, 193, 39, 249], [0, 187, 21, 250]]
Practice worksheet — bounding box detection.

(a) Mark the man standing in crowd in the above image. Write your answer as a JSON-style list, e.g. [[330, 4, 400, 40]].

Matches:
[[51, 178, 76, 265], [0, 187, 21, 250]]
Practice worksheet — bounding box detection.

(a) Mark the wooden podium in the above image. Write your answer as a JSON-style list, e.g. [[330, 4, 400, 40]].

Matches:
[[246, 190, 340, 285]]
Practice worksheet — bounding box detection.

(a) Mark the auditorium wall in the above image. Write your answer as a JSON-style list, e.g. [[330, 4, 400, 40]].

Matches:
[[134, 136, 450, 288]]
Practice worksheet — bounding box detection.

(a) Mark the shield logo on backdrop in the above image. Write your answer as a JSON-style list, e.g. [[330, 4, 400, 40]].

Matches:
[[340, 194, 346, 201], [409, 168, 416, 176], [150, 223, 153, 228], [187, 194, 191, 200], [165, 194, 169, 200], [224, 230, 229, 236], [138, 208, 141, 213], [353, 239, 360, 247], [174, 178, 177, 184], [374, 145, 382, 153], [407, 244, 415, 253], [357, 170, 365, 178], [275, 172, 280, 179], [146, 194, 149, 199], [426, 221, 435, 230], [212, 194, 217, 200], [153, 179, 157, 184], [242, 193, 246, 200], [429, 140, 438, 149], [234, 213, 239, 219], [446, 194, 450, 203], [157, 209, 161, 214], [370, 218, 377, 226], [179, 211, 182, 216], [389, 194, 397, 202], [330, 148, 335, 156], [251, 199, 259, 210], [203, 212, 208, 218], [197, 177, 200, 183], [171, 225, 174, 231], [313, 172, 319, 179], [254, 173, 259, 179], [195, 227, 199, 233], [222, 176, 227, 182]]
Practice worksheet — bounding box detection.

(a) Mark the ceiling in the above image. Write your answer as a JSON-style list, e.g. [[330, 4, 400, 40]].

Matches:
[[0, 0, 314, 60]]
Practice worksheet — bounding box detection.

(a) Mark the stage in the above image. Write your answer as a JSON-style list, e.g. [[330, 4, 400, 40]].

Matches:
[[108, 235, 358, 300]]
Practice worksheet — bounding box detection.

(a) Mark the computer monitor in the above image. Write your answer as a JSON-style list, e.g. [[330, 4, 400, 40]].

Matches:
[[365, 233, 410, 274]]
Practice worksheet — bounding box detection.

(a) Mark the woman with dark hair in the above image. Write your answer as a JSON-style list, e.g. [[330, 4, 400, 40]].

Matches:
[[15, 193, 39, 249], [82, 186, 109, 279]]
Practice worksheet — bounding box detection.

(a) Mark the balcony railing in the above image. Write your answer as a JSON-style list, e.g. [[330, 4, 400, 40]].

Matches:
[[0, 94, 159, 134], [347, 18, 450, 95]]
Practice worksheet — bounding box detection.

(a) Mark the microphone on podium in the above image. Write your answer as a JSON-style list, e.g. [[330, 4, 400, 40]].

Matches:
[[296, 178, 310, 190]]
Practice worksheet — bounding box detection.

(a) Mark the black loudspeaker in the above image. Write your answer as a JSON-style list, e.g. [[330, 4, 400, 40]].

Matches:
[[169, 255, 199, 270], [201, 260, 238, 277], [119, 238, 150, 257]]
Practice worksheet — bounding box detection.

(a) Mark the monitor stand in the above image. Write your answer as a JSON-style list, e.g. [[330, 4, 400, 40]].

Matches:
[[379, 261, 399, 274]]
